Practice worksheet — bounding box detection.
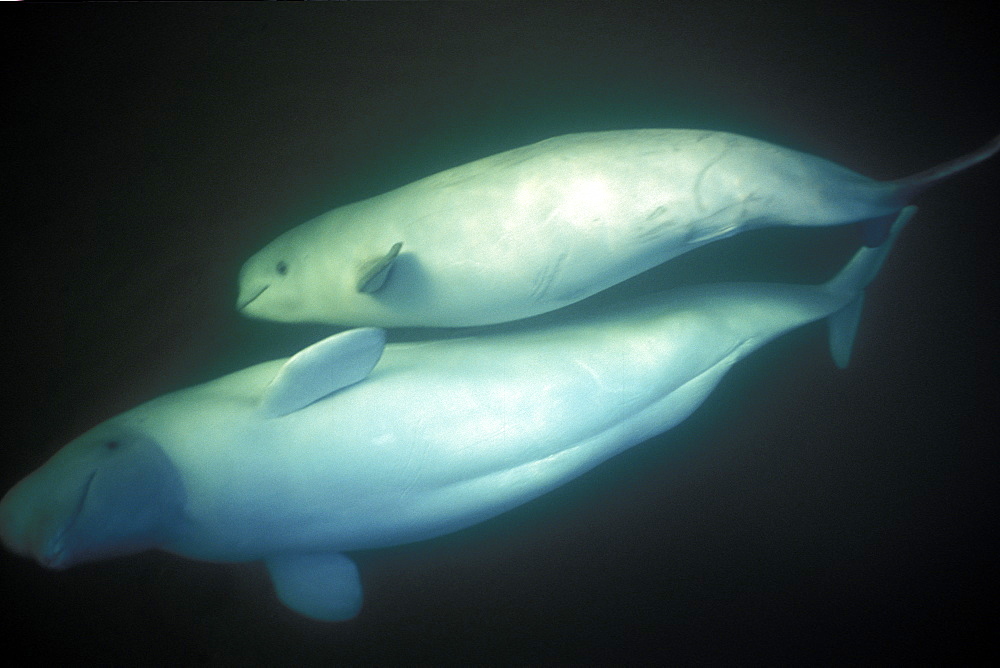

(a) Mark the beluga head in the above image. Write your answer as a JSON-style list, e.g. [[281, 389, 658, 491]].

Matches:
[[236, 233, 316, 324], [237, 221, 403, 325], [0, 424, 185, 570]]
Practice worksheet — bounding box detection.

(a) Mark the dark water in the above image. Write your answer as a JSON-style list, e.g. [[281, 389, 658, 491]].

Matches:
[[2, 2, 996, 665]]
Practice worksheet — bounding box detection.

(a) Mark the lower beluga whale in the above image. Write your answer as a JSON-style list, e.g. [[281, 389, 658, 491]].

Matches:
[[2, 207, 914, 621], [236, 128, 997, 327]]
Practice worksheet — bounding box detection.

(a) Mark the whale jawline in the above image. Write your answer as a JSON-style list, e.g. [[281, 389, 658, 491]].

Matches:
[[238, 285, 269, 311], [41, 471, 96, 570]]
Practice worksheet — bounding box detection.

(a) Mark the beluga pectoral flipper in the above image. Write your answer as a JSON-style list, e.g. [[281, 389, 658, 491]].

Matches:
[[356, 242, 402, 293], [236, 128, 996, 327]]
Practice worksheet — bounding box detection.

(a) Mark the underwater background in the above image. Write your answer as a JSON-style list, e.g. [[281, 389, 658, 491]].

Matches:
[[1, 2, 996, 665]]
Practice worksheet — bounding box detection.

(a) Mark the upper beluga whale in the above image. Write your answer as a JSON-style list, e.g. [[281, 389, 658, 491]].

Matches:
[[2, 207, 914, 621], [236, 128, 998, 327]]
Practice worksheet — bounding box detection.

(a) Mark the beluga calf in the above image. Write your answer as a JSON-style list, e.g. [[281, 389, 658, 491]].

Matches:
[[4, 208, 913, 621], [236, 128, 997, 327]]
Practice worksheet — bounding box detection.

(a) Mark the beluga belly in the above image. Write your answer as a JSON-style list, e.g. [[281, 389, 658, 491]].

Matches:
[[2, 207, 915, 621], [236, 128, 998, 327]]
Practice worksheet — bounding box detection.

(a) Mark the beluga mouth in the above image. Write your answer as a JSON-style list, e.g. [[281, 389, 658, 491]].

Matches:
[[238, 285, 269, 311], [40, 471, 96, 570]]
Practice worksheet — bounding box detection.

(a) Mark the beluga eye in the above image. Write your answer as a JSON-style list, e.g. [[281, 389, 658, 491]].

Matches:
[[276, 260, 288, 276]]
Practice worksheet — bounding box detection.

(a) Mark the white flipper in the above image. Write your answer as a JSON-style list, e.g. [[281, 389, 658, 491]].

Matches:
[[356, 242, 402, 293], [258, 328, 386, 418], [266, 552, 363, 621]]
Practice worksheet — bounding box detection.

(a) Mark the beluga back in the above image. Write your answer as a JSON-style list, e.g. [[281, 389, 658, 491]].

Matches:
[[236, 129, 998, 328]]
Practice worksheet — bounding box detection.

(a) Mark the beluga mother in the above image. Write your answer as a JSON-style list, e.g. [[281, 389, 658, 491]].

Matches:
[[3, 209, 914, 621], [237, 129, 998, 327]]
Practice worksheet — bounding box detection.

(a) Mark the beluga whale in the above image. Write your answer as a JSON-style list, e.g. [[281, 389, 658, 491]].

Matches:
[[3, 207, 913, 621], [236, 128, 997, 327]]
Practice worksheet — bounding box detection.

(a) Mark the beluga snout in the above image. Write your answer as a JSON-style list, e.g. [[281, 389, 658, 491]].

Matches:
[[0, 428, 186, 571]]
